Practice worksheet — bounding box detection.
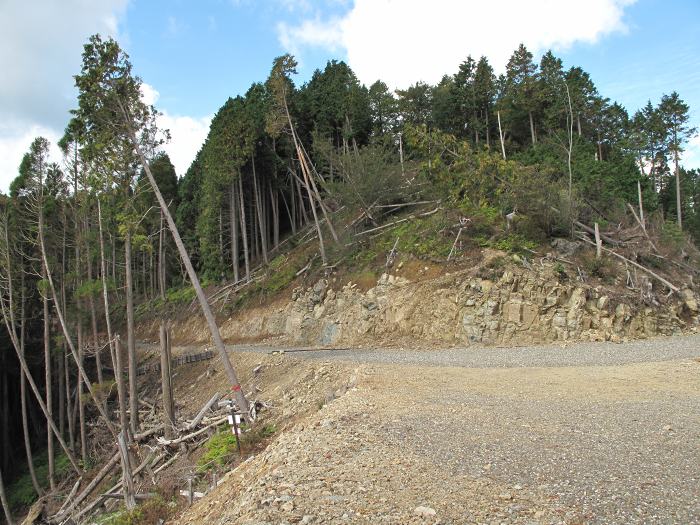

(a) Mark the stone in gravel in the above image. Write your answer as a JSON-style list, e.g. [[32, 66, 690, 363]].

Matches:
[[414, 505, 437, 517], [301, 516, 314, 524], [281, 501, 294, 512]]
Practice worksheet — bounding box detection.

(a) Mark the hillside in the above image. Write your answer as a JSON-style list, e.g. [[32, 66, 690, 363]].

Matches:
[[2, 33, 700, 525]]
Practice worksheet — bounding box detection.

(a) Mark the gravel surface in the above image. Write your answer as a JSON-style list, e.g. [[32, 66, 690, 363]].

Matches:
[[175, 336, 700, 524], [372, 360, 700, 524], [232, 333, 700, 368]]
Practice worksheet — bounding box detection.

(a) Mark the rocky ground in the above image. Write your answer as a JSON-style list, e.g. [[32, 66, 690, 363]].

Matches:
[[173, 336, 700, 525]]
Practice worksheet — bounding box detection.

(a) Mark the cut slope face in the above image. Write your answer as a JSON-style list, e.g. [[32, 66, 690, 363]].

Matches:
[[161, 258, 699, 349]]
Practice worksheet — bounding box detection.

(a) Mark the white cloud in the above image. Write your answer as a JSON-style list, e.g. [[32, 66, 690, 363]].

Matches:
[[276, 0, 637, 89], [277, 16, 344, 57], [0, 0, 128, 192], [0, 123, 62, 193], [142, 84, 211, 178], [159, 113, 212, 177], [683, 134, 700, 171]]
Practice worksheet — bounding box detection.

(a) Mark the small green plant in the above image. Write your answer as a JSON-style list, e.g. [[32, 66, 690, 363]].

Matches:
[[197, 430, 239, 472], [492, 233, 537, 254], [97, 496, 170, 525], [554, 262, 567, 280], [8, 452, 71, 511]]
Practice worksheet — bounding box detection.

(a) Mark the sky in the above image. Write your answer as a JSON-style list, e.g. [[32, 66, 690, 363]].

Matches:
[[1, 0, 699, 193]]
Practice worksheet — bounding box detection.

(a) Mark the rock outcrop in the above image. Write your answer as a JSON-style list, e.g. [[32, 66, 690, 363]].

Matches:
[[212, 262, 698, 347]]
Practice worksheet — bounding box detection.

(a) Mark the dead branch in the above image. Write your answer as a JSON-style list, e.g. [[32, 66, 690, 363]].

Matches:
[[355, 206, 441, 237], [157, 416, 228, 446], [578, 235, 679, 292], [186, 393, 221, 431]]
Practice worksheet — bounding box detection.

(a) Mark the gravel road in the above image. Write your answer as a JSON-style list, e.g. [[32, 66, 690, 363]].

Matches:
[[225, 334, 700, 524], [231, 332, 700, 368]]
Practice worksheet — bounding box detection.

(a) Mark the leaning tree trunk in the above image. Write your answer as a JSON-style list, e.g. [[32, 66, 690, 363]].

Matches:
[[121, 111, 250, 416], [124, 230, 139, 435], [0, 291, 81, 474]]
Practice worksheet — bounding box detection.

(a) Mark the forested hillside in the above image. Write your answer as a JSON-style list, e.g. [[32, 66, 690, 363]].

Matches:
[[0, 34, 698, 522]]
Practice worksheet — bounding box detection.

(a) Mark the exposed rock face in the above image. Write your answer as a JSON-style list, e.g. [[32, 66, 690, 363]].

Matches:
[[215, 264, 698, 347]]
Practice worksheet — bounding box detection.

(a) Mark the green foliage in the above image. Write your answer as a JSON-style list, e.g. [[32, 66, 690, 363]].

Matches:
[[8, 452, 71, 511], [96, 496, 170, 525], [376, 213, 454, 259], [197, 430, 240, 472], [660, 220, 686, 249], [492, 233, 537, 254]]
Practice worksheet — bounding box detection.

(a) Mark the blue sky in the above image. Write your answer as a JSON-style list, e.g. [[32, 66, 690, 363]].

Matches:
[[1, 0, 699, 191]]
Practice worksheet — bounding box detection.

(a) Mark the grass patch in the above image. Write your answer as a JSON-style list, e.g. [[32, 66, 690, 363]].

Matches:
[[197, 430, 240, 472], [95, 496, 171, 525], [8, 451, 71, 511]]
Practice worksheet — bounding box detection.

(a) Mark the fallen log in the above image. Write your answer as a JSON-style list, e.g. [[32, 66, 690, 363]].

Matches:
[[50, 450, 119, 522], [186, 393, 221, 431], [157, 416, 228, 446], [355, 206, 441, 237], [71, 452, 164, 523]]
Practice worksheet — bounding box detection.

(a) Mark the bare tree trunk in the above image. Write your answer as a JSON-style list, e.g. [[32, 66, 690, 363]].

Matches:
[[637, 180, 645, 230], [114, 336, 129, 439], [97, 201, 118, 380], [230, 183, 239, 282], [280, 186, 295, 235], [125, 230, 139, 435], [485, 108, 490, 148], [0, 467, 13, 525], [87, 258, 103, 384], [58, 344, 65, 438], [19, 272, 42, 496], [497, 111, 506, 160], [117, 431, 136, 510], [674, 133, 682, 229], [577, 114, 582, 137], [294, 174, 308, 226], [270, 185, 280, 249], [65, 351, 74, 452], [77, 323, 87, 463], [238, 175, 251, 281], [159, 226, 174, 439], [43, 263, 55, 490], [159, 325, 174, 439], [251, 155, 268, 264], [529, 111, 536, 145]]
